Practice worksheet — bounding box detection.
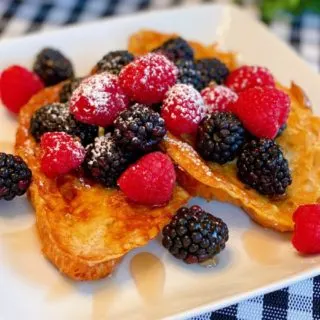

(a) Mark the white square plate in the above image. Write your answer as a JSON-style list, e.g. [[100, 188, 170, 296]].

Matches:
[[0, 4, 319, 320]]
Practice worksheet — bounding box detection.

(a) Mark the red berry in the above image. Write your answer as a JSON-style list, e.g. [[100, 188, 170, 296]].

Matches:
[[0, 65, 44, 114], [233, 86, 290, 139], [118, 152, 176, 206], [161, 84, 207, 136], [40, 132, 85, 178], [119, 53, 178, 104], [292, 204, 320, 254], [69, 72, 129, 127], [201, 85, 238, 113], [226, 66, 275, 93]]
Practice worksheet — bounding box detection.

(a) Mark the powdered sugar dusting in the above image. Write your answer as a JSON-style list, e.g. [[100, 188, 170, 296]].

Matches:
[[87, 134, 114, 166], [164, 135, 212, 177], [119, 53, 178, 104], [163, 84, 207, 124], [201, 85, 238, 113], [226, 65, 275, 93], [40, 132, 85, 176], [69, 72, 128, 126]]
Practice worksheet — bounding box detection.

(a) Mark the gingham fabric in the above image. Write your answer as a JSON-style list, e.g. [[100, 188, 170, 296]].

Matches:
[[0, 1, 319, 319]]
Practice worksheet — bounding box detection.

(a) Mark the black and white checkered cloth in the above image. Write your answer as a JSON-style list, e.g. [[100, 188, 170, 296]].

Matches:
[[0, 1, 319, 319]]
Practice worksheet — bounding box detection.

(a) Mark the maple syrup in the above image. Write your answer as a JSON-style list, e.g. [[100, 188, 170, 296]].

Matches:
[[130, 252, 165, 304]]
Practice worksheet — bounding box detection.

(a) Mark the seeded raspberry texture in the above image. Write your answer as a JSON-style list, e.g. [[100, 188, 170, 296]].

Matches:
[[292, 204, 320, 254], [40, 132, 85, 178], [233, 86, 290, 139], [226, 65, 275, 93], [119, 53, 178, 104], [118, 152, 176, 206], [0, 65, 44, 113], [69, 72, 129, 127], [201, 85, 238, 113], [161, 83, 207, 136]]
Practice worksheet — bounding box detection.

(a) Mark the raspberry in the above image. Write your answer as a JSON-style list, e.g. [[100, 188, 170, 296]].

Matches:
[[201, 85, 238, 113], [0, 65, 44, 114], [226, 65, 275, 93], [69, 72, 129, 127], [119, 53, 178, 104], [233, 86, 290, 139], [292, 204, 320, 254], [161, 84, 207, 136], [40, 132, 85, 178], [118, 152, 176, 206]]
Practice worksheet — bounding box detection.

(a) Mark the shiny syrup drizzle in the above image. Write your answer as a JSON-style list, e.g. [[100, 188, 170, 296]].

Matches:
[[242, 229, 290, 265], [0, 141, 14, 153], [91, 280, 118, 320], [130, 252, 165, 304]]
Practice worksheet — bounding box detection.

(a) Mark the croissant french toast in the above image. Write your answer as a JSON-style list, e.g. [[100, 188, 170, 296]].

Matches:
[[14, 85, 189, 281], [129, 30, 320, 232]]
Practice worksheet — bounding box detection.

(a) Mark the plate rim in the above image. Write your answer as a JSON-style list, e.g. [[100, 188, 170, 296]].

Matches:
[[0, 3, 319, 319]]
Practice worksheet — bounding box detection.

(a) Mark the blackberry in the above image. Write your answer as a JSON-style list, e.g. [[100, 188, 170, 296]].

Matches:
[[94, 50, 134, 75], [175, 59, 202, 91], [114, 104, 166, 153], [83, 134, 133, 187], [196, 58, 229, 89], [153, 37, 194, 62], [237, 139, 292, 196], [33, 48, 74, 86], [59, 77, 83, 103], [162, 206, 229, 264], [196, 112, 246, 164], [30, 103, 98, 146], [0, 153, 32, 201]]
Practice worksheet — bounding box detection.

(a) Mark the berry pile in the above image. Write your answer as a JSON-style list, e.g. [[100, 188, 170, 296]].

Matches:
[[162, 206, 229, 264]]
